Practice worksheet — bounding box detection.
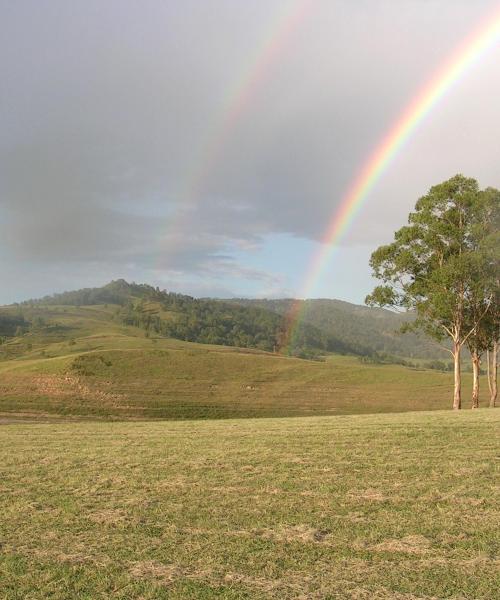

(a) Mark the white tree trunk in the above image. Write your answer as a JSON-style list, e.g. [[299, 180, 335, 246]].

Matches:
[[489, 341, 498, 408], [453, 342, 461, 410], [471, 352, 480, 409]]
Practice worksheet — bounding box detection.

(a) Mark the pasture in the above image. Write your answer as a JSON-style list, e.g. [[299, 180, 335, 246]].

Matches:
[[1, 410, 498, 598]]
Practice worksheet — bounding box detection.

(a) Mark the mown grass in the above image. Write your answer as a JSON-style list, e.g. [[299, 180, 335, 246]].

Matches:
[[0, 305, 490, 420], [1, 410, 498, 598]]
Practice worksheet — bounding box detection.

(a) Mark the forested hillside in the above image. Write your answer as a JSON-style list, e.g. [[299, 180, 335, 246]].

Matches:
[[16, 279, 445, 360], [24, 280, 286, 352], [228, 298, 446, 360]]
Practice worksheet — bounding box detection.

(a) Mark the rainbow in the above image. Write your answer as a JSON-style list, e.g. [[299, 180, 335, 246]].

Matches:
[[283, 6, 500, 352], [159, 0, 313, 268], [182, 0, 314, 203]]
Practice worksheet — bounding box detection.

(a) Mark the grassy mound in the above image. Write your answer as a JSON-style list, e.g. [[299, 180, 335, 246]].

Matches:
[[1, 410, 498, 598]]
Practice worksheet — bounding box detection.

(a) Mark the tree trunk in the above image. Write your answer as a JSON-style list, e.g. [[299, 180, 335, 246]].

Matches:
[[471, 352, 480, 409], [453, 342, 461, 410], [489, 341, 498, 408], [487, 349, 492, 396]]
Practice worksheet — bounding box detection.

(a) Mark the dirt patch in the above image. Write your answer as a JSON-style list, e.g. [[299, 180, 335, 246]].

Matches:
[[438, 532, 467, 545], [63, 375, 125, 404], [56, 552, 91, 564], [223, 572, 283, 593], [129, 560, 183, 583], [255, 524, 331, 544], [350, 588, 438, 600], [32, 375, 72, 398], [31, 374, 125, 405], [346, 511, 367, 523], [130, 561, 312, 595], [10, 544, 111, 568], [351, 488, 389, 502], [87, 508, 128, 525], [373, 535, 431, 555]]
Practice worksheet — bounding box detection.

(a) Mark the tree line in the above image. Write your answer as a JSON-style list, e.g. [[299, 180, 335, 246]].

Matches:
[[367, 175, 499, 409], [117, 296, 286, 352]]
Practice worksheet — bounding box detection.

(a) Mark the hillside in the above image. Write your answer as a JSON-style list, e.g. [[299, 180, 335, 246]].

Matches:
[[0, 299, 489, 421], [22, 280, 291, 353], [19, 279, 447, 360], [228, 298, 446, 360]]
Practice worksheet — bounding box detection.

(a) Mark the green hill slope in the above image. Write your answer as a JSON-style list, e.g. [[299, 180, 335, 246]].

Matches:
[[228, 298, 447, 360], [24, 280, 290, 352], [21, 279, 448, 359], [0, 301, 488, 421]]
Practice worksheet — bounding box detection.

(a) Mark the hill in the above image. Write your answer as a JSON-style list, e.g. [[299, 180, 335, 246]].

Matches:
[[22, 279, 287, 353], [0, 298, 489, 421], [20, 279, 447, 361], [227, 297, 447, 360], [2, 410, 498, 598]]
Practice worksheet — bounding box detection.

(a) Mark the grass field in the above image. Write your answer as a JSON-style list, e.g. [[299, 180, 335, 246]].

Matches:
[[1, 410, 498, 599], [0, 305, 491, 420]]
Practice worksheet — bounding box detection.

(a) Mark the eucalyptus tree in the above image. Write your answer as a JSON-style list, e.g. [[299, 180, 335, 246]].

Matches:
[[465, 289, 496, 409], [464, 186, 500, 408], [366, 175, 496, 409], [487, 339, 498, 408], [480, 187, 500, 408]]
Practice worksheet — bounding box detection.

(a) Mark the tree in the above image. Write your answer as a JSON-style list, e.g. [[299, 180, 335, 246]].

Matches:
[[465, 292, 494, 409], [487, 340, 498, 408], [484, 273, 499, 409], [486, 188, 500, 409], [366, 175, 497, 409], [464, 187, 500, 407]]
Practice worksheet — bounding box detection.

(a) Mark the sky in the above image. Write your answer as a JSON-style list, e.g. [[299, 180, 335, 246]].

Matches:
[[1, 0, 499, 305]]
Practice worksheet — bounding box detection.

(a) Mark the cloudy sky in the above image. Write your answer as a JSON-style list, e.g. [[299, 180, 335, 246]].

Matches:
[[1, 0, 499, 305]]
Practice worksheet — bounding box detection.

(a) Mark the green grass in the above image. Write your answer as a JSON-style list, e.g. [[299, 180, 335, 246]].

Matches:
[[1, 410, 498, 598], [0, 304, 490, 420]]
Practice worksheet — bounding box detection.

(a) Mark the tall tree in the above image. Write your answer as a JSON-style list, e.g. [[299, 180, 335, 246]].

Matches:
[[464, 186, 500, 408], [466, 300, 494, 409], [487, 341, 498, 408], [485, 188, 500, 408], [366, 175, 496, 409]]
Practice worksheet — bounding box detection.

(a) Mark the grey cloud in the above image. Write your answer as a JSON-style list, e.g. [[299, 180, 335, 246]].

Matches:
[[1, 0, 499, 303]]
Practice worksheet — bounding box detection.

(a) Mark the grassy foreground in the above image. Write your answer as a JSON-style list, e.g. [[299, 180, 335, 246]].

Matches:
[[1, 410, 498, 599]]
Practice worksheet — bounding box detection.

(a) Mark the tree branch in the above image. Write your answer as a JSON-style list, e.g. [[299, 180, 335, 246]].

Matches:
[[440, 323, 454, 338], [462, 299, 493, 347]]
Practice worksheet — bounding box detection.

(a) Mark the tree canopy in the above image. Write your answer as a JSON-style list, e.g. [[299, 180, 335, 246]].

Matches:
[[366, 175, 499, 409]]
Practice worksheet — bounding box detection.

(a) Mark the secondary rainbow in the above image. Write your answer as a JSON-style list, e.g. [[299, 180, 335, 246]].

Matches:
[[182, 0, 314, 202], [158, 0, 313, 269], [283, 7, 500, 351]]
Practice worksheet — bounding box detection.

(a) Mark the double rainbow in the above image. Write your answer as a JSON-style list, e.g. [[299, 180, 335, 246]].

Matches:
[[156, 2, 500, 351]]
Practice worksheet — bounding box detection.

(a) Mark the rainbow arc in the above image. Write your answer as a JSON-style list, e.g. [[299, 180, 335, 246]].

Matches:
[[158, 0, 313, 268], [284, 6, 500, 351]]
